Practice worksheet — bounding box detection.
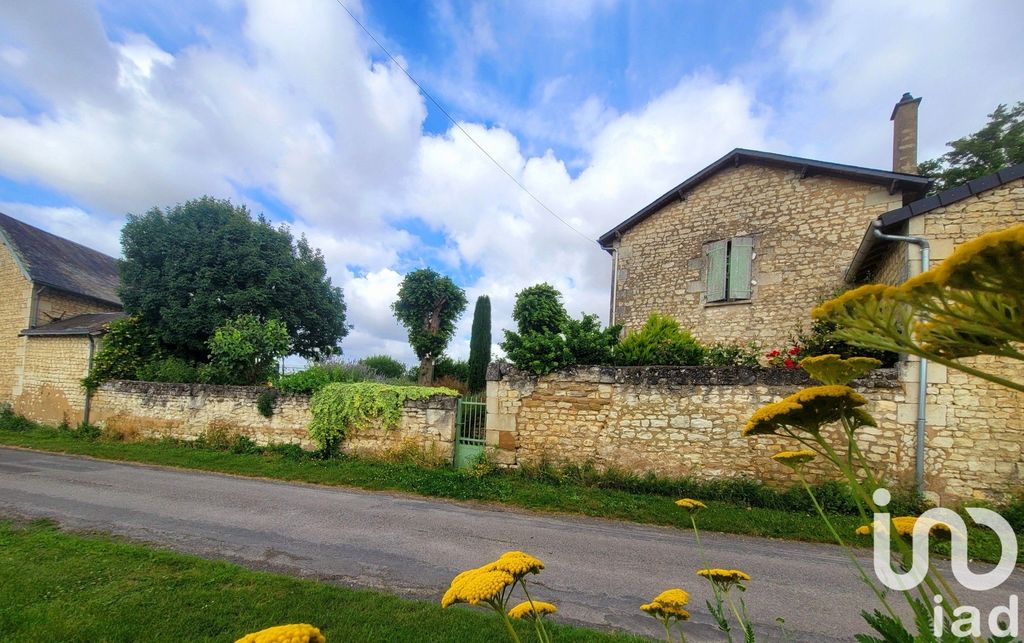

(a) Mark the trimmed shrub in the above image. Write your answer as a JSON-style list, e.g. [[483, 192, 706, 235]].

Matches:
[[135, 357, 200, 383], [358, 355, 407, 379], [613, 314, 704, 366], [278, 363, 381, 395], [467, 295, 491, 394]]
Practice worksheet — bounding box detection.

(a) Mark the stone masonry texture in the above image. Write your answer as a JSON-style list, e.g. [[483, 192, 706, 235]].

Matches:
[[487, 363, 1021, 504], [89, 380, 457, 459], [610, 163, 904, 348]]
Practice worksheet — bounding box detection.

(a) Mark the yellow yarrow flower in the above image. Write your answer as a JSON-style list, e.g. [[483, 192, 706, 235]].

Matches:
[[235, 624, 325, 643], [458, 569, 515, 605], [744, 385, 867, 436], [799, 354, 882, 385], [641, 601, 691, 620], [508, 600, 558, 619], [675, 498, 707, 513], [650, 588, 689, 608], [771, 449, 816, 470], [486, 550, 544, 577], [697, 568, 751, 589], [856, 516, 954, 538], [936, 224, 1024, 292], [812, 284, 894, 319]]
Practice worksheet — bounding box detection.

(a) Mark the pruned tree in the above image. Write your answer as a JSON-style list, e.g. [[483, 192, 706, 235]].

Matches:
[[919, 101, 1024, 192], [467, 295, 491, 394], [391, 268, 467, 385]]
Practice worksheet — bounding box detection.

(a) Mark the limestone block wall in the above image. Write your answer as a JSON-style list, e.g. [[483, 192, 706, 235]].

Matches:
[[89, 381, 457, 458], [13, 336, 92, 425], [611, 164, 905, 347], [35, 289, 121, 325], [0, 241, 33, 404], [487, 363, 1023, 504]]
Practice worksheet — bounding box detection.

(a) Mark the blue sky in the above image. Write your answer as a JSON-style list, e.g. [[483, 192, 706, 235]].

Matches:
[[1, 0, 1022, 364]]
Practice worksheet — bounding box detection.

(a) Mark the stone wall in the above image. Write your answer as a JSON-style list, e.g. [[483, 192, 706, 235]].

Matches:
[[610, 163, 906, 347], [12, 335, 92, 425], [0, 240, 33, 404], [486, 363, 1023, 504], [89, 380, 457, 459]]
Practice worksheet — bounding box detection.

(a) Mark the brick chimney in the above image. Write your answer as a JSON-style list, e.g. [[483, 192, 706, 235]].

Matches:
[[890, 92, 922, 174]]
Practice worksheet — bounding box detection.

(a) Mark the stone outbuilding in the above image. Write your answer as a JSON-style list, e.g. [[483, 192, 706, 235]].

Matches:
[[0, 212, 125, 425]]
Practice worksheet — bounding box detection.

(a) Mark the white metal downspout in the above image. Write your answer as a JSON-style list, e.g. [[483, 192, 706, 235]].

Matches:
[[871, 220, 930, 496]]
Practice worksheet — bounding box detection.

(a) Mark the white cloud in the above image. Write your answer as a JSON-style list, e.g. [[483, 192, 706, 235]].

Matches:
[[1, 0, 1021, 365]]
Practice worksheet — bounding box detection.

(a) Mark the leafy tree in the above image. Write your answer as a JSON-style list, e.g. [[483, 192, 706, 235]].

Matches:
[[918, 101, 1024, 192], [200, 314, 290, 385], [511, 283, 568, 334], [358, 354, 407, 380], [119, 196, 347, 361], [467, 295, 492, 394], [391, 268, 467, 385], [501, 283, 621, 375]]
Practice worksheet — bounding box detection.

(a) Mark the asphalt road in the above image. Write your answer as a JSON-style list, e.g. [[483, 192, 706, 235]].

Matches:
[[1, 447, 1021, 642]]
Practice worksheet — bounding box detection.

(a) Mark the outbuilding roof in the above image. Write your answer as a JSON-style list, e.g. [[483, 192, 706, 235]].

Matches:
[[0, 211, 122, 306], [598, 148, 932, 248], [20, 312, 127, 337], [847, 163, 1024, 282]]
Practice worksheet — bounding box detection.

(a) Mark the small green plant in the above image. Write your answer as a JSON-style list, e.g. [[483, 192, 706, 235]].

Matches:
[[202, 315, 291, 386], [308, 382, 457, 453], [702, 341, 760, 366], [0, 405, 35, 432], [613, 314, 704, 366], [256, 389, 279, 418]]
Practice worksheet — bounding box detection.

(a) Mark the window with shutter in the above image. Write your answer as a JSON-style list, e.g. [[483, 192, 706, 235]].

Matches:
[[705, 240, 727, 302], [704, 235, 754, 304], [727, 236, 753, 300]]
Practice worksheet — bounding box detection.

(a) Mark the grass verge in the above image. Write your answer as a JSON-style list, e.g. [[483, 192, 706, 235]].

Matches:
[[0, 519, 642, 642], [0, 416, 1015, 564]]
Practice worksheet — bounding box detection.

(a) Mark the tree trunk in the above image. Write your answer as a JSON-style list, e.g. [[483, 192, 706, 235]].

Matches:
[[418, 355, 435, 386]]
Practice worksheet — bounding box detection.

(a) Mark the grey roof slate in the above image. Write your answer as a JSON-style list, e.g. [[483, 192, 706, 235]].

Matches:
[[20, 312, 127, 336], [0, 211, 122, 306], [598, 148, 932, 247]]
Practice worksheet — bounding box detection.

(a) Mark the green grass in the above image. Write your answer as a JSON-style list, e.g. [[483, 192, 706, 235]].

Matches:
[[0, 415, 1016, 565], [0, 520, 643, 642]]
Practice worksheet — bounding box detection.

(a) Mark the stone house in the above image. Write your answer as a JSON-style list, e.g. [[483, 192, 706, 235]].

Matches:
[[0, 212, 125, 425], [587, 93, 1024, 501]]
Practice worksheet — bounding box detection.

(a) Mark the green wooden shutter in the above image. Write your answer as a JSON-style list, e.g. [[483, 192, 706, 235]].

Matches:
[[705, 240, 727, 302], [728, 236, 753, 300]]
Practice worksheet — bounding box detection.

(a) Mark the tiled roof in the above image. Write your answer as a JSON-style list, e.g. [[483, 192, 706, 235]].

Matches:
[[20, 312, 127, 336], [0, 211, 122, 306], [598, 148, 932, 247]]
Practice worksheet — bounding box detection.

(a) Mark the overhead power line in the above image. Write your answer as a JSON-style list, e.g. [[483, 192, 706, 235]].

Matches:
[[331, 0, 599, 247]]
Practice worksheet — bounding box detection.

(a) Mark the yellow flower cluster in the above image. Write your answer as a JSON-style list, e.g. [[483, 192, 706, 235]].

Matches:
[[936, 223, 1024, 292], [441, 551, 544, 609], [488, 550, 545, 577], [442, 568, 515, 607], [855, 516, 954, 538], [799, 354, 882, 385], [640, 588, 691, 621], [508, 600, 558, 619], [744, 385, 868, 436], [812, 284, 893, 319], [675, 498, 707, 512], [235, 624, 325, 643], [771, 449, 816, 470], [697, 568, 751, 588]]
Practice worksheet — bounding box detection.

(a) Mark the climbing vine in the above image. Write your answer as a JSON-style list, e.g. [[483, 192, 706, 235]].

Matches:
[[308, 382, 457, 453]]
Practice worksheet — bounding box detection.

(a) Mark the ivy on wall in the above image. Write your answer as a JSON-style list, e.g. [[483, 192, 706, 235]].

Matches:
[[308, 382, 457, 453]]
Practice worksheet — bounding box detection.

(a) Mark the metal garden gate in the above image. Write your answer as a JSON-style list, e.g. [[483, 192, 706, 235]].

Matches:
[[454, 393, 486, 469]]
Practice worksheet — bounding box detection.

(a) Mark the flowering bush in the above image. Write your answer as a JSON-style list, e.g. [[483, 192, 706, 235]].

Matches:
[[763, 345, 801, 368]]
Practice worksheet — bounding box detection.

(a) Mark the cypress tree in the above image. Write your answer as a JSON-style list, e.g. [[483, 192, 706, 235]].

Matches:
[[467, 295, 491, 394]]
